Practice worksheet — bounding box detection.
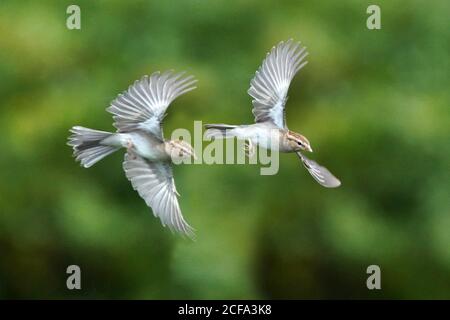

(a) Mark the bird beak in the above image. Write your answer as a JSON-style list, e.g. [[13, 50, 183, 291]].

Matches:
[[306, 145, 313, 152]]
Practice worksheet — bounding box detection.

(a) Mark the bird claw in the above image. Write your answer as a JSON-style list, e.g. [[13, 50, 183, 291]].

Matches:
[[244, 140, 255, 157], [126, 139, 133, 149], [126, 139, 137, 159]]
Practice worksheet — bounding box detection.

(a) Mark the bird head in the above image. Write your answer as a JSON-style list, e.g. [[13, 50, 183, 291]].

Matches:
[[165, 140, 197, 161], [286, 131, 312, 152]]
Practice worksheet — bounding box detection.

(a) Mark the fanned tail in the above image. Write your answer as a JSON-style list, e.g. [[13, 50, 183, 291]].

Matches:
[[67, 126, 119, 168]]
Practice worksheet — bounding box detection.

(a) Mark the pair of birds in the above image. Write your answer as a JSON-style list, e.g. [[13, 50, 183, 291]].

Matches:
[[68, 39, 341, 238]]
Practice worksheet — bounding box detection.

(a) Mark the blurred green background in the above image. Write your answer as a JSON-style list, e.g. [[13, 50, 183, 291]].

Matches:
[[0, 0, 449, 299]]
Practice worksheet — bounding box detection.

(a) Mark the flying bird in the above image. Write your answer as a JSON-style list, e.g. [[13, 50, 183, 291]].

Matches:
[[68, 71, 197, 237], [205, 39, 341, 187]]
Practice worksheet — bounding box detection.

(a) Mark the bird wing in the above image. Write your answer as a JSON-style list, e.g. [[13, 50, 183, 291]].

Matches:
[[107, 71, 197, 139], [123, 153, 195, 237], [297, 152, 341, 188], [248, 39, 308, 129]]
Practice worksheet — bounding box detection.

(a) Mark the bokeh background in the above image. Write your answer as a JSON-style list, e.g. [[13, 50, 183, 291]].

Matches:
[[0, 0, 449, 299]]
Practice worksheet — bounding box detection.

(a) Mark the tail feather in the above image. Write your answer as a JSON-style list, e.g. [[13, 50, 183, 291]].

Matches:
[[204, 124, 238, 139], [68, 126, 119, 168]]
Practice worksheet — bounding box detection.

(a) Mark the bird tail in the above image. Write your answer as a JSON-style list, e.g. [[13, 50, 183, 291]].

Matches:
[[204, 124, 238, 139], [67, 126, 119, 168]]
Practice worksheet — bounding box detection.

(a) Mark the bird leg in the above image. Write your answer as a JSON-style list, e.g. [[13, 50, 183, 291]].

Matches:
[[126, 138, 137, 160], [244, 139, 255, 158]]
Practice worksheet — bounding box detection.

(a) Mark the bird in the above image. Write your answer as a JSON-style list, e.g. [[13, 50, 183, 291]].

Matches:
[[68, 71, 198, 237], [205, 39, 341, 188]]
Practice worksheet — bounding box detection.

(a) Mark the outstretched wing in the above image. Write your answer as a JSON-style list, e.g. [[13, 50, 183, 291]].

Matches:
[[297, 152, 341, 188], [123, 153, 195, 238], [248, 39, 308, 128], [107, 71, 197, 139]]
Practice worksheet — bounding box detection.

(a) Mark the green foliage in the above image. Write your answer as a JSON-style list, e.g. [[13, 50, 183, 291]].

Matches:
[[0, 0, 449, 298]]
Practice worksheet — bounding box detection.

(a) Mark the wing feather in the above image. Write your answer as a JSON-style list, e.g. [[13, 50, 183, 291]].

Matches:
[[123, 153, 195, 238], [107, 71, 197, 139], [297, 152, 341, 188], [248, 39, 308, 128]]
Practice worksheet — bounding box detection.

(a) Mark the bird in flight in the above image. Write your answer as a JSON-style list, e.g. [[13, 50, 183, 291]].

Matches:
[[205, 39, 341, 187], [68, 71, 197, 237]]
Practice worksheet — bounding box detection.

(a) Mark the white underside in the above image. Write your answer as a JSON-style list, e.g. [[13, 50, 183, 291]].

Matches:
[[101, 132, 166, 161], [233, 123, 283, 151]]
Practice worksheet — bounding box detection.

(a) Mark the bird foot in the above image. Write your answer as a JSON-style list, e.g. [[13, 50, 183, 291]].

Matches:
[[244, 140, 255, 157], [126, 139, 137, 159]]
